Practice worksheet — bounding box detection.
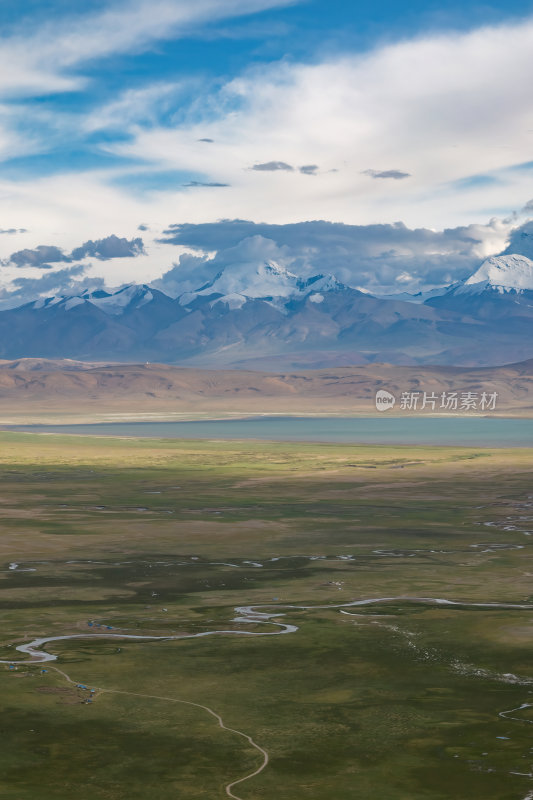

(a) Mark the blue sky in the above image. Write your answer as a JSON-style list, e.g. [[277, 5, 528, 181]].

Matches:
[[1, 0, 533, 298], [4, 0, 533, 181]]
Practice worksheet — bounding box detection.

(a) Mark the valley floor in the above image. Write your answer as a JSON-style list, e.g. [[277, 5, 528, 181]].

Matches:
[[1, 433, 533, 798]]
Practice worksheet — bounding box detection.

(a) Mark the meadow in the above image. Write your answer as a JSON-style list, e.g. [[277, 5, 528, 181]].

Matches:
[[0, 431, 532, 799]]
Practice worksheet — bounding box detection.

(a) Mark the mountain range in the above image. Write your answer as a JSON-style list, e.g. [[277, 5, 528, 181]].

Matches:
[[1, 254, 533, 368]]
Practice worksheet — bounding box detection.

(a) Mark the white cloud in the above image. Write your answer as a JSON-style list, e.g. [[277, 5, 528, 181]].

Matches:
[[0, 0, 298, 201], [0, 9, 532, 296], [0, 0, 296, 98], [98, 17, 533, 228], [83, 82, 190, 133]]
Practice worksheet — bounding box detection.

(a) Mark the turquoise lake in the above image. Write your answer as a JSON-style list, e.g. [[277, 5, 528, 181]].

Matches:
[[5, 416, 533, 446]]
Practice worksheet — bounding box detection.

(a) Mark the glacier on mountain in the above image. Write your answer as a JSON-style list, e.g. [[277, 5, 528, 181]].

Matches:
[[459, 254, 533, 294]]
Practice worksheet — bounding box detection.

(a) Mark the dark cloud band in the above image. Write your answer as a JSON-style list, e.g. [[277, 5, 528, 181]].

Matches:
[[251, 161, 294, 172], [363, 169, 411, 180]]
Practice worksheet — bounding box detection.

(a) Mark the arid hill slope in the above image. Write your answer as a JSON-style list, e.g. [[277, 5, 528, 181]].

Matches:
[[0, 358, 531, 422]]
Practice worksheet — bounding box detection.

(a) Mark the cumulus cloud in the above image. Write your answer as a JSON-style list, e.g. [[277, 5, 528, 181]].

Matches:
[[0, 211, 523, 306], [7, 244, 69, 268], [159, 217, 512, 293], [250, 161, 294, 171], [10, 264, 85, 291], [502, 219, 533, 260], [0, 265, 97, 309], [363, 169, 411, 180], [152, 234, 291, 296], [71, 234, 145, 260]]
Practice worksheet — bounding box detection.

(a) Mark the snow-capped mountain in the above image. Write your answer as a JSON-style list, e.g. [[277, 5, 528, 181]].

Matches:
[[426, 254, 533, 324], [375, 255, 533, 305], [81, 284, 157, 315], [0, 252, 533, 367], [178, 260, 344, 310], [190, 260, 304, 299], [457, 254, 533, 294], [30, 284, 159, 315]]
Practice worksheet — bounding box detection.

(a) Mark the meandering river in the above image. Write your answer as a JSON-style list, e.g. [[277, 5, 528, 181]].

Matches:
[[3, 596, 533, 666]]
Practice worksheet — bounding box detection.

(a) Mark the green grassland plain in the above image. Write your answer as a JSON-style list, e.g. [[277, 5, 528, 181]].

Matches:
[[0, 432, 533, 799]]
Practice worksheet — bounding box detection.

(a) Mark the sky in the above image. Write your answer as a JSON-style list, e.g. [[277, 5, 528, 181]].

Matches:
[[1, 0, 533, 302]]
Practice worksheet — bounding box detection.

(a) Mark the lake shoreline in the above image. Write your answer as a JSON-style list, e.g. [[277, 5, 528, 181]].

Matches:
[[2, 415, 533, 447]]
